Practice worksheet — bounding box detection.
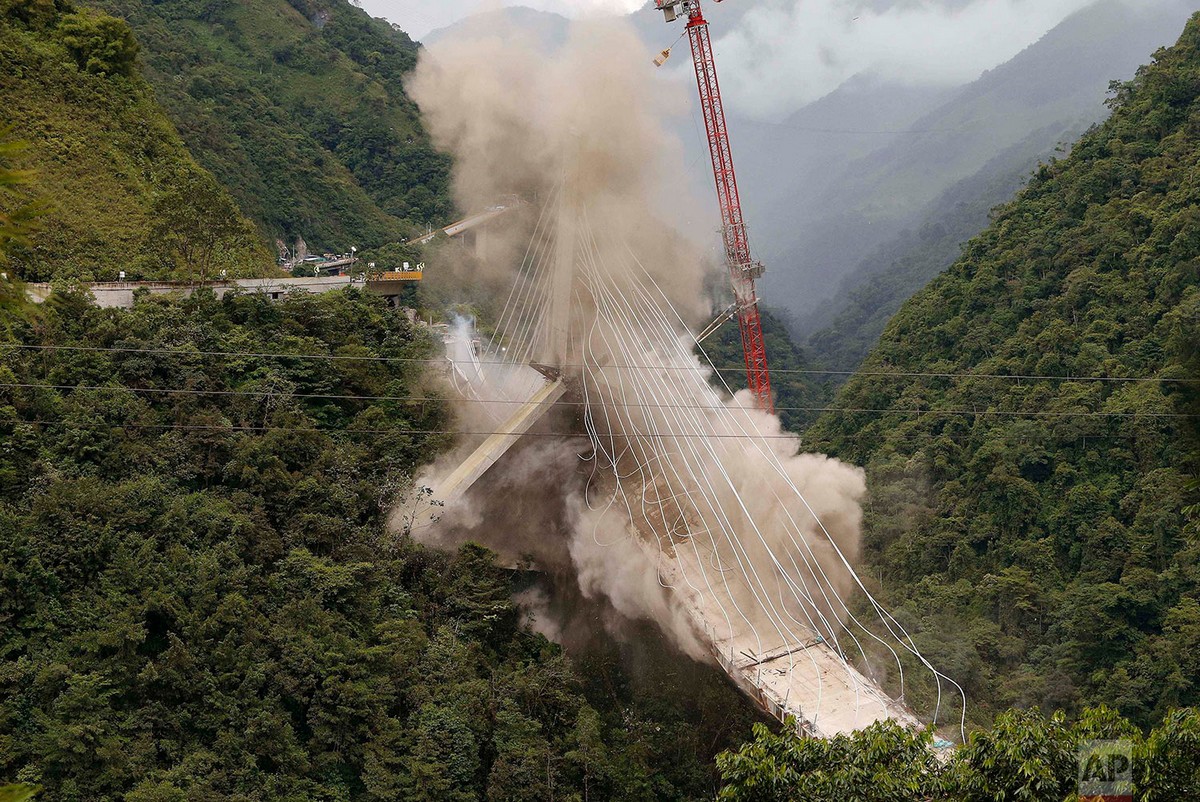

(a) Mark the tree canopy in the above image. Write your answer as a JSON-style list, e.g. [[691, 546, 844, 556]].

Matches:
[[804, 13, 1200, 727], [0, 286, 759, 800], [718, 707, 1200, 801]]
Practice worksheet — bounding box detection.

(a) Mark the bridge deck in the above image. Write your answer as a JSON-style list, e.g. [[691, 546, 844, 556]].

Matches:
[[657, 530, 922, 738], [433, 378, 567, 503]]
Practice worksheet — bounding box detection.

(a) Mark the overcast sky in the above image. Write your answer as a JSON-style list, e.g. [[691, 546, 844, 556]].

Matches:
[[362, 0, 1103, 117], [720, 0, 1098, 116], [358, 0, 646, 40]]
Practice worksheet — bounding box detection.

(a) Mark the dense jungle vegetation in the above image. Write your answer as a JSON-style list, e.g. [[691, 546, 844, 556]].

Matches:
[[88, 0, 454, 252], [718, 709, 1200, 801], [0, 5, 760, 798], [3, 0, 1200, 798], [0, 284, 758, 800], [805, 12, 1200, 729], [0, 0, 269, 281]]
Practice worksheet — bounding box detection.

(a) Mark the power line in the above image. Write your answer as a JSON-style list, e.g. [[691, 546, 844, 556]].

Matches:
[[2, 420, 1185, 439], [1, 381, 1196, 420], [4, 343, 1195, 384]]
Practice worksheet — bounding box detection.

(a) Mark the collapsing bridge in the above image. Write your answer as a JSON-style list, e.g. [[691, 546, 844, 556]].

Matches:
[[414, 177, 962, 740], [405, 0, 963, 742]]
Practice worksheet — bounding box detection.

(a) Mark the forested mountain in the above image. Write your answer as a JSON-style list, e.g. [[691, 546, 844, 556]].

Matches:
[[0, 1, 267, 281], [805, 136, 1057, 374], [802, 0, 1198, 379], [807, 11, 1200, 728], [746, 0, 1197, 326], [732, 74, 955, 242], [0, 283, 759, 800], [88, 0, 453, 252]]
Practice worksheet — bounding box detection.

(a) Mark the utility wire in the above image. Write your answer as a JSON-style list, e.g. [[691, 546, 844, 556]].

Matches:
[[4, 343, 1195, 384], [0, 381, 1195, 420]]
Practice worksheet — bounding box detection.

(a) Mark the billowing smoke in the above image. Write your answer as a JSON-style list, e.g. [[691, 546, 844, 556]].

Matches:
[[404, 16, 871, 666], [409, 17, 708, 323]]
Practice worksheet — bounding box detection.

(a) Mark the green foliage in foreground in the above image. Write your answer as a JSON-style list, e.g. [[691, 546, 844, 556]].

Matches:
[[807, 13, 1200, 726], [90, 0, 454, 251], [0, 288, 755, 800], [718, 708, 1200, 802], [0, 3, 270, 281]]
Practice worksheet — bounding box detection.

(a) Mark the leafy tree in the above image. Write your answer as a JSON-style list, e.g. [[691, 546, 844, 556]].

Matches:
[[398, 703, 480, 802], [148, 170, 264, 281], [718, 708, 1200, 801], [0, 0, 56, 28], [57, 9, 139, 77], [487, 702, 555, 802], [718, 720, 945, 802]]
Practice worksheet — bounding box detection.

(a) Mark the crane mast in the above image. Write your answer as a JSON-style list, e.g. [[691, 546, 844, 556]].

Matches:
[[656, 0, 773, 413]]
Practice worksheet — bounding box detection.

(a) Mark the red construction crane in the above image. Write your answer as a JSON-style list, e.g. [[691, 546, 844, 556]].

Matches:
[[654, 0, 773, 413]]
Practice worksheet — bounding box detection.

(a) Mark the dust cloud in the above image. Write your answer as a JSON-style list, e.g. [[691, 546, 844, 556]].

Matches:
[[403, 16, 871, 664], [409, 17, 707, 321]]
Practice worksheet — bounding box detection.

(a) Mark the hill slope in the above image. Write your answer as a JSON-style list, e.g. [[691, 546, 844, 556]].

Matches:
[[91, 0, 453, 252], [805, 132, 1060, 374], [750, 0, 1198, 325], [0, 285, 760, 800], [808, 11, 1200, 725], [0, 4, 267, 281]]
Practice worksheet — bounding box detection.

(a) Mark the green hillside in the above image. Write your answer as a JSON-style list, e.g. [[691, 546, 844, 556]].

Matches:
[[0, 286, 759, 800], [90, 0, 453, 252], [0, 1, 268, 281], [808, 12, 1200, 726]]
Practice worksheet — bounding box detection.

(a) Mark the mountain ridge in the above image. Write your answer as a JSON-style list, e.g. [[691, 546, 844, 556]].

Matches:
[[808, 9, 1200, 724], [750, 0, 1199, 327], [91, 0, 454, 252]]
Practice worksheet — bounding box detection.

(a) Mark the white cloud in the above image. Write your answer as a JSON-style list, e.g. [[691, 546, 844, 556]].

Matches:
[[363, 0, 1104, 118], [716, 0, 1099, 117], [359, 0, 644, 40]]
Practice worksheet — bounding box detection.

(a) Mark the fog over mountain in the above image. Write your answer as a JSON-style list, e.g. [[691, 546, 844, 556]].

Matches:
[[390, 0, 1107, 117], [718, 0, 1098, 118], [360, 0, 644, 41], [408, 0, 1196, 354], [743, 0, 1198, 326]]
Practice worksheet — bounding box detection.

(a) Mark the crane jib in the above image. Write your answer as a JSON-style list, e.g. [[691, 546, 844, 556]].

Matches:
[[662, 0, 774, 413]]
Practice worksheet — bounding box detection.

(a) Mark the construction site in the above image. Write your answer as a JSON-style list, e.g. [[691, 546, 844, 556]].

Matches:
[[399, 0, 965, 744], [26, 0, 969, 746]]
